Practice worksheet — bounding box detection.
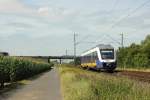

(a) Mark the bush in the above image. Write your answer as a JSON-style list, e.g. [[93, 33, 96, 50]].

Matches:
[[0, 56, 52, 88], [117, 35, 150, 69]]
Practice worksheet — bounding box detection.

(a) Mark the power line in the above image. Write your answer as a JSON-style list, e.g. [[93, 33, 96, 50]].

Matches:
[[110, 0, 119, 13], [80, 41, 97, 44], [105, 34, 121, 45], [76, 34, 92, 45], [93, 0, 150, 47], [73, 33, 77, 62], [107, 0, 150, 46], [66, 49, 68, 56], [76, 34, 105, 45], [109, 0, 150, 29], [121, 33, 124, 48], [93, 34, 121, 47]]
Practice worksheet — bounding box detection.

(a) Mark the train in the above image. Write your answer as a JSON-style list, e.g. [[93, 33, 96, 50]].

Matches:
[[81, 44, 117, 72]]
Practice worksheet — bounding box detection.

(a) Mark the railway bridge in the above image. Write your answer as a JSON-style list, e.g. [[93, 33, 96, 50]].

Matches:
[[18, 56, 79, 64], [36, 56, 75, 64]]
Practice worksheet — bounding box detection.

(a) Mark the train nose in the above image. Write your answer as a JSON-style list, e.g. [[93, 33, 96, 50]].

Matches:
[[105, 63, 111, 68], [103, 62, 114, 68]]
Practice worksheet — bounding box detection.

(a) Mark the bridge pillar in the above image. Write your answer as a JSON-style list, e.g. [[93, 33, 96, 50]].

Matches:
[[59, 59, 62, 64], [48, 59, 50, 63]]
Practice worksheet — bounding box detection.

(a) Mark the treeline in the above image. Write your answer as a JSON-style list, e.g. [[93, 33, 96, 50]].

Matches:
[[0, 56, 53, 88], [117, 35, 150, 68]]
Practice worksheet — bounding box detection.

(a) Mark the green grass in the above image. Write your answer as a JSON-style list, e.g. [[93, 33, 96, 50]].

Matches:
[[59, 64, 150, 100]]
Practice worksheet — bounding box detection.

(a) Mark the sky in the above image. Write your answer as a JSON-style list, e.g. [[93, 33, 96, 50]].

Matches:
[[0, 0, 150, 56]]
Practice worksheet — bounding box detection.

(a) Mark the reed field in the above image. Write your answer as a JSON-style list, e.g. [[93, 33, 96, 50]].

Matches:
[[0, 56, 53, 88], [59, 64, 150, 100]]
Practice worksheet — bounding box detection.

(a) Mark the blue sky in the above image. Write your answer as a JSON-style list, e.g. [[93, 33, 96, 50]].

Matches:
[[0, 0, 150, 56]]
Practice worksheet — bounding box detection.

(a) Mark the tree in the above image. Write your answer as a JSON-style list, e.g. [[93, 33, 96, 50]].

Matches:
[[117, 35, 150, 68]]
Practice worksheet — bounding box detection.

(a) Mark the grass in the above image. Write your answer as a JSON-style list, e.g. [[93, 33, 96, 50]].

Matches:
[[59, 64, 150, 100]]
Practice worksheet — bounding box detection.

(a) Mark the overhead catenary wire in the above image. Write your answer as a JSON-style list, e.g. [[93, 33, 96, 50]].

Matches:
[[105, 34, 121, 45], [92, 34, 120, 47], [109, 0, 119, 13], [76, 33, 106, 45], [76, 34, 92, 45], [84, 0, 119, 45], [94, 0, 150, 47], [109, 0, 150, 30], [75, 0, 150, 48], [75, 0, 150, 52], [73, 0, 120, 47]]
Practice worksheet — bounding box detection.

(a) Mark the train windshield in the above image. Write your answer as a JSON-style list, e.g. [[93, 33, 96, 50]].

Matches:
[[100, 49, 114, 59]]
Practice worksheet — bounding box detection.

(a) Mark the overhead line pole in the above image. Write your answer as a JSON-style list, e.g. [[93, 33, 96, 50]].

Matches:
[[120, 33, 125, 69], [66, 49, 68, 56], [121, 33, 124, 48], [74, 33, 77, 65]]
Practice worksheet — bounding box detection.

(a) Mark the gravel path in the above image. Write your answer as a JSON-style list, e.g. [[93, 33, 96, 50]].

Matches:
[[0, 67, 62, 100]]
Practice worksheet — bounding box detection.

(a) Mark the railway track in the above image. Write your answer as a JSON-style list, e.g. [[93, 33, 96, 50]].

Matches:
[[113, 70, 150, 83], [81, 67, 150, 83]]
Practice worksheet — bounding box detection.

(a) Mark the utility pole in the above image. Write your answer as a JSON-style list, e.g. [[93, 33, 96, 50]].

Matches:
[[121, 33, 125, 69], [121, 33, 124, 48], [74, 33, 77, 65], [66, 49, 68, 56]]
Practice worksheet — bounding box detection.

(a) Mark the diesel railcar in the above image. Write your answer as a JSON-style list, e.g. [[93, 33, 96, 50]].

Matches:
[[81, 44, 117, 72]]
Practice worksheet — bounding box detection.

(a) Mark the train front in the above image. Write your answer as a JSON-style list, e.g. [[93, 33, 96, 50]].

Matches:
[[97, 49, 117, 72]]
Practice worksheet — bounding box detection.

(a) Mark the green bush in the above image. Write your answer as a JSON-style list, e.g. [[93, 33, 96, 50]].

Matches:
[[0, 56, 52, 88], [117, 35, 150, 68]]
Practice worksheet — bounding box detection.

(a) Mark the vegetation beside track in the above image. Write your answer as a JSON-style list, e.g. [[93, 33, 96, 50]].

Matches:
[[117, 35, 150, 69], [59, 64, 150, 100], [0, 56, 53, 88]]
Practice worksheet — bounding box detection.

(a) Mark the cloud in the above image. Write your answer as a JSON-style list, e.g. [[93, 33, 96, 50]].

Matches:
[[0, 0, 150, 55], [0, 0, 34, 13], [37, 6, 76, 21], [38, 7, 49, 16]]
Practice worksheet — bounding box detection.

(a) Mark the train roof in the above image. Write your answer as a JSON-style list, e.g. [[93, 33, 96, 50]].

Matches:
[[96, 44, 114, 49], [82, 44, 114, 54]]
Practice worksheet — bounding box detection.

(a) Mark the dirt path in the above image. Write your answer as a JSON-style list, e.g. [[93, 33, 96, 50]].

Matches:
[[0, 67, 62, 100]]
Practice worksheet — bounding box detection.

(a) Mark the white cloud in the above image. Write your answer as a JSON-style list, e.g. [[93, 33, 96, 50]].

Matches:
[[37, 6, 73, 20], [0, 0, 150, 55], [0, 0, 34, 13], [38, 7, 49, 16]]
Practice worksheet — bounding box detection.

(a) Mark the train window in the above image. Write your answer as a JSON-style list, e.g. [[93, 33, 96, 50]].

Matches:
[[84, 55, 86, 63], [100, 49, 114, 59], [89, 54, 91, 62], [91, 53, 94, 62], [92, 52, 97, 61], [90, 53, 93, 62], [81, 56, 85, 63], [82, 52, 98, 63]]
